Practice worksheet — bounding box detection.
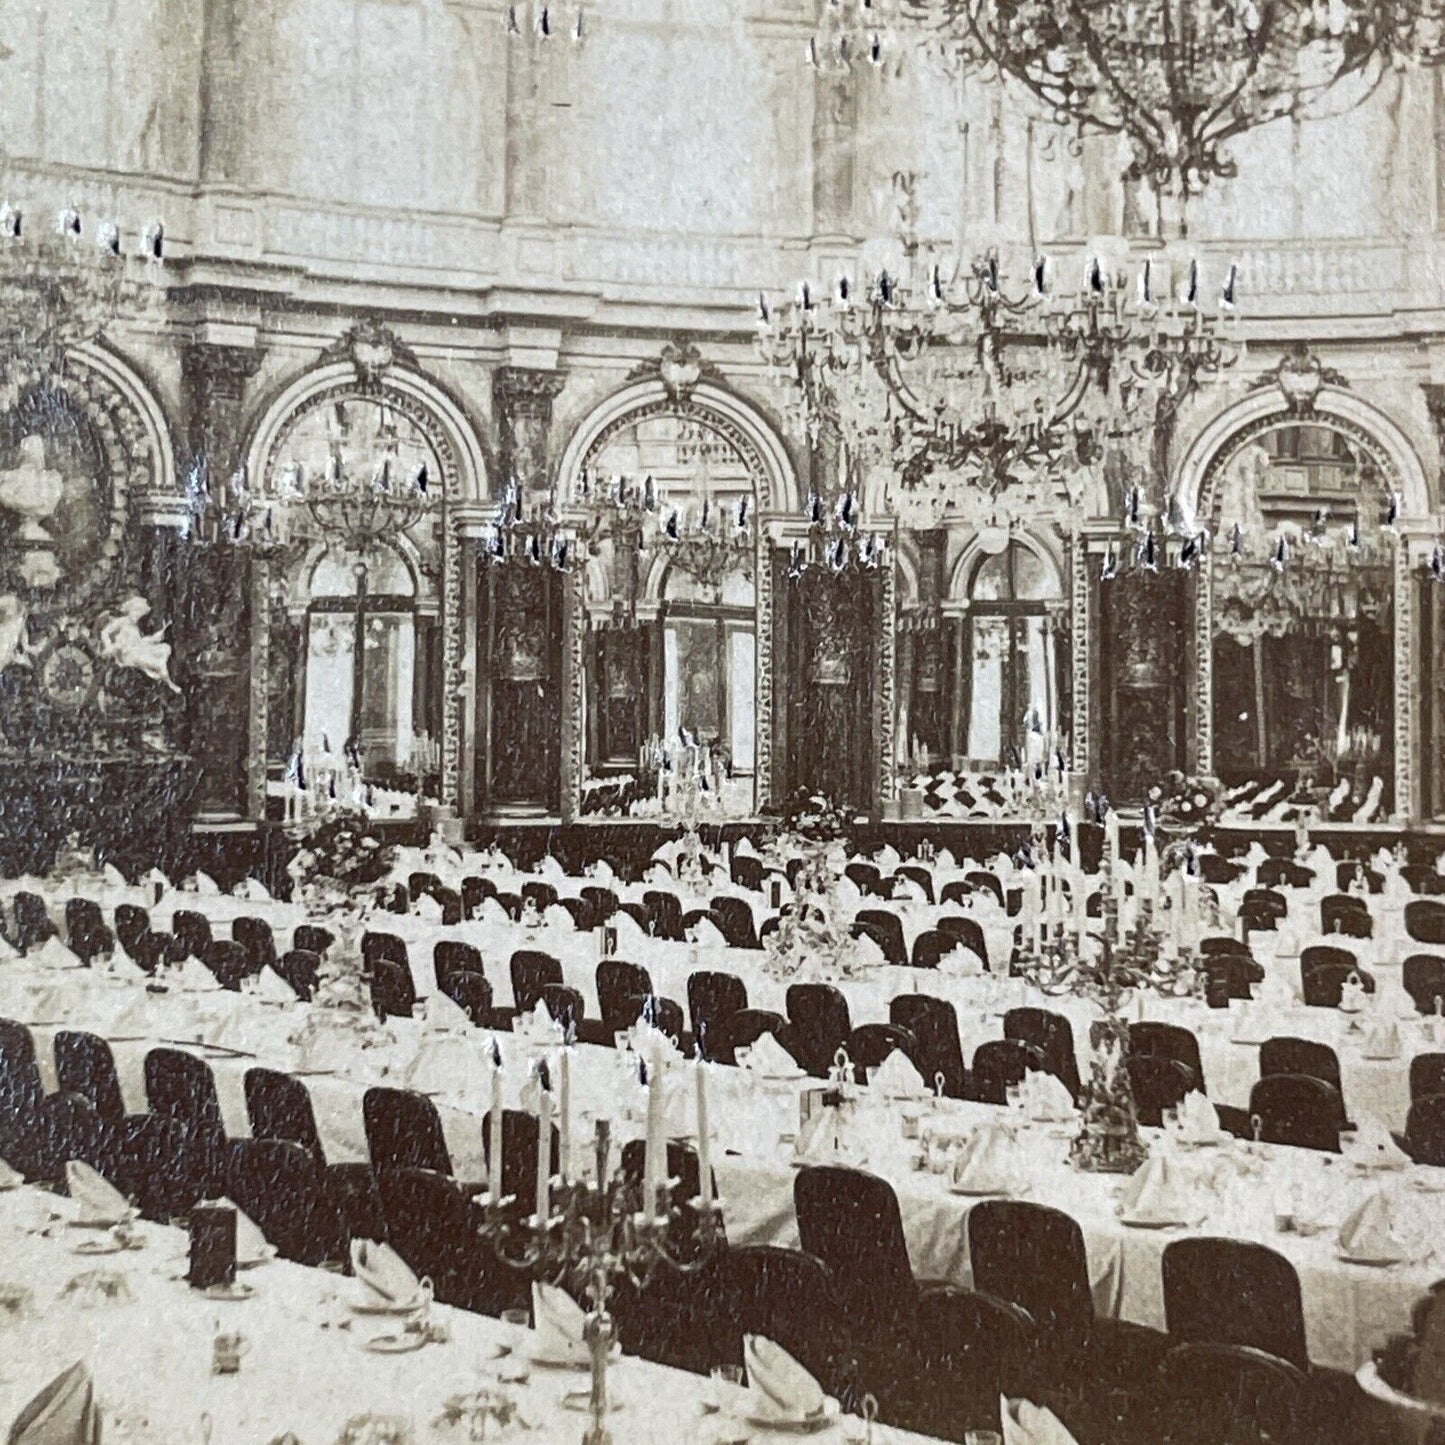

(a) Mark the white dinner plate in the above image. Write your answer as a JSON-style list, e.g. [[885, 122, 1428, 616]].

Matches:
[[527, 1342, 620, 1370], [742, 1397, 841, 1434], [365, 1331, 429, 1354], [72, 1238, 125, 1256], [202, 1281, 258, 1301], [350, 1296, 428, 1316], [1336, 1251, 1406, 1268], [949, 1181, 1017, 1198], [1118, 1215, 1191, 1230]]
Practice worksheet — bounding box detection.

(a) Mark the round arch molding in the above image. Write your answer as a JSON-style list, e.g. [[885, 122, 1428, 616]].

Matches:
[[1175, 386, 1432, 821], [238, 360, 490, 820]]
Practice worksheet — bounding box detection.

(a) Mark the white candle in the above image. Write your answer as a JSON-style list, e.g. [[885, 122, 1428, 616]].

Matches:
[[644, 1045, 665, 1221], [534, 1088, 552, 1227], [558, 1047, 572, 1183], [488, 1057, 504, 1204], [695, 1057, 712, 1214]]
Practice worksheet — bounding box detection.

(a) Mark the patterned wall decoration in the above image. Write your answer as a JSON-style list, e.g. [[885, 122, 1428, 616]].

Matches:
[[875, 554, 896, 811], [1068, 535, 1090, 776], [560, 564, 586, 824]]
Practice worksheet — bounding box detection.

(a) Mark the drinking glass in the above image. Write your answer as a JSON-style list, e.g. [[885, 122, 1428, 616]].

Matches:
[[965, 1432, 1002, 1445], [500, 1306, 530, 1355], [1005, 1083, 1022, 1113], [709, 1364, 745, 1411]]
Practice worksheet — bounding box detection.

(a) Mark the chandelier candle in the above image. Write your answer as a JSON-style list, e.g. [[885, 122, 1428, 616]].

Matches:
[[489, 1061, 504, 1204]]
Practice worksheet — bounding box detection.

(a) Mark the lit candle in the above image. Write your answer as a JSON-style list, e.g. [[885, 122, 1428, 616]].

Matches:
[[695, 1056, 712, 1215], [534, 1087, 552, 1227], [643, 1045, 665, 1221], [558, 1047, 572, 1183], [488, 1048, 504, 1204]]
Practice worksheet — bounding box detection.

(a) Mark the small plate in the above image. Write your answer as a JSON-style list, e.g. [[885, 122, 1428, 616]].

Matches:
[[527, 1342, 620, 1370], [237, 1250, 276, 1270], [949, 1182, 1017, 1198], [742, 1398, 841, 1434], [202, 1281, 257, 1301], [292, 1068, 337, 1078], [1336, 1251, 1406, 1268], [68, 1216, 133, 1231], [350, 1296, 429, 1316], [1118, 1216, 1190, 1230], [72, 1238, 125, 1257], [561, 1392, 623, 1414], [366, 1332, 429, 1354]]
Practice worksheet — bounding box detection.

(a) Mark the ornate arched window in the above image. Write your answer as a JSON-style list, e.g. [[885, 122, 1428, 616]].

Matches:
[[963, 539, 1064, 767]]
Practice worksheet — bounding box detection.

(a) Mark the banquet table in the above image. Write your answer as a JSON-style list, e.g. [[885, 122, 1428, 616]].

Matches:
[[0, 1183, 928, 1445], [3, 960, 1443, 1375], [9, 872, 1443, 1133]]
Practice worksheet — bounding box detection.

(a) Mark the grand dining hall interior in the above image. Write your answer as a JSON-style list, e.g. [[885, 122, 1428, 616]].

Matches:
[[7, 1, 1445, 1442]]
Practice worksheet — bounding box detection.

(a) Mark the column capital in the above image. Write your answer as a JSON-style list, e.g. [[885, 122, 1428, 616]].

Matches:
[[493, 365, 566, 418]]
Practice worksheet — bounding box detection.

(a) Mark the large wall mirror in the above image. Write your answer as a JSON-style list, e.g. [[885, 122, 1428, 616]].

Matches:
[[577, 406, 763, 819], [1205, 418, 1396, 818]]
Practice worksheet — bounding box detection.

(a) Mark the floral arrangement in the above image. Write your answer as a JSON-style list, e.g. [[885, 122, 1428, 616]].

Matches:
[[1148, 772, 1221, 831], [286, 808, 395, 909], [779, 789, 852, 844]]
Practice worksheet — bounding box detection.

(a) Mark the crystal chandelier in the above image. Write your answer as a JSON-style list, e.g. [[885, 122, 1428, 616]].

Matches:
[[275, 448, 431, 554], [0, 206, 163, 410], [901, 0, 1445, 214], [758, 228, 1241, 528]]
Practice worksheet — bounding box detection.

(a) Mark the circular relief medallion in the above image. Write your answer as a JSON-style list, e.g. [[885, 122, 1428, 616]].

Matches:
[[36, 639, 98, 709]]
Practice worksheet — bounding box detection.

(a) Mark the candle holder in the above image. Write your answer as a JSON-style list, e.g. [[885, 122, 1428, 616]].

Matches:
[[476, 1119, 723, 1445]]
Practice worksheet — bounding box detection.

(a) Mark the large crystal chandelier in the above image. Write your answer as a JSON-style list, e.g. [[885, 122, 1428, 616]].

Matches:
[[901, 0, 1445, 212], [757, 223, 1242, 528], [0, 206, 163, 409]]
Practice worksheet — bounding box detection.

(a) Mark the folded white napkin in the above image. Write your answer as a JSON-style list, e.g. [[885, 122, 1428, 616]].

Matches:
[[187, 872, 220, 896], [1021, 1070, 1075, 1122], [1343, 1116, 1411, 1172], [686, 917, 726, 949], [851, 932, 887, 969], [1255, 971, 1297, 1009], [873, 845, 901, 870], [32, 936, 82, 970], [870, 1049, 926, 1097], [200, 1197, 272, 1266], [254, 965, 298, 1005], [232, 877, 271, 902], [589, 859, 618, 882], [423, 988, 473, 1035], [66, 1162, 131, 1226], [744, 1336, 826, 1421], [532, 1281, 587, 1363], [1001, 1396, 1081, 1445], [1337, 1190, 1405, 1260], [414, 894, 443, 923], [542, 904, 574, 931], [643, 864, 672, 885], [612, 910, 649, 947], [105, 950, 150, 985], [0, 933, 17, 962], [515, 1000, 564, 1046], [1176, 1091, 1222, 1144], [350, 1239, 423, 1308], [8, 1360, 102, 1445], [951, 1124, 1017, 1194], [627, 1018, 683, 1061], [735, 838, 759, 860], [1229, 1001, 1276, 1046], [1117, 1154, 1195, 1226], [173, 956, 221, 993], [937, 942, 985, 978], [935, 848, 956, 870], [0, 1157, 22, 1189], [139, 868, 170, 895], [100, 864, 127, 891], [478, 899, 511, 926], [537, 857, 566, 882], [737, 1032, 799, 1077], [1361, 1021, 1402, 1060]]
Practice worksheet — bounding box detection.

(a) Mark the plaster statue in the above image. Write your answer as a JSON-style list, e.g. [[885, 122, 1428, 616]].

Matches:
[[0, 593, 33, 674], [98, 596, 180, 692], [0, 435, 65, 588]]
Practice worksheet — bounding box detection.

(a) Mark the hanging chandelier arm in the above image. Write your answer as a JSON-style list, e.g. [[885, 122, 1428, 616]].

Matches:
[[1062, 0, 1174, 152]]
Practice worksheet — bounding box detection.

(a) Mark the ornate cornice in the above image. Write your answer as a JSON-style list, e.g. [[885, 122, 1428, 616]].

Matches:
[[182, 342, 262, 404], [493, 366, 567, 419]]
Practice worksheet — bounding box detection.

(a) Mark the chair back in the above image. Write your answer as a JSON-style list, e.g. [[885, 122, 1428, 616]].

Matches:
[[1405, 1095, 1445, 1167], [709, 896, 760, 949], [1201, 953, 1257, 1002], [850, 909, 908, 966], [41, 1092, 112, 1188], [893, 864, 935, 902], [968, 1199, 1094, 1359], [231, 916, 277, 975], [510, 950, 562, 1015], [1403, 955, 1445, 1017], [687, 971, 748, 1059], [483, 1109, 561, 1206], [127, 931, 172, 975], [713, 1009, 794, 1068], [1247, 1074, 1345, 1152], [1258, 1036, 1342, 1092], [935, 915, 989, 969], [1003, 1007, 1079, 1097], [376, 1166, 500, 1312], [794, 1164, 918, 1327], [461, 876, 496, 919], [275, 948, 320, 1001], [539, 983, 585, 1039], [1198, 854, 1244, 885], [597, 960, 654, 1035], [642, 890, 685, 941], [965, 871, 1006, 907], [1128, 1021, 1204, 1093], [521, 880, 560, 914], [228, 1139, 340, 1265], [969, 1038, 1044, 1103], [889, 994, 967, 1098], [1239, 890, 1286, 933], [845, 862, 883, 896], [1320, 893, 1373, 938], [1155, 1341, 1308, 1445], [844, 1024, 919, 1083], [362, 1086, 452, 1175], [1300, 954, 1375, 1008], [114, 904, 150, 954], [171, 909, 211, 961], [368, 957, 416, 1021], [408, 871, 442, 902], [1409, 1052, 1445, 1102], [64, 899, 112, 963], [731, 856, 765, 892], [434, 940, 484, 992], [200, 939, 247, 990], [143, 1046, 229, 1196], [1406, 900, 1445, 946], [633, 994, 685, 1044], [11, 892, 55, 953], [1336, 862, 1384, 895], [1257, 859, 1312, 890], [54, 1031, 126, 1124], [244, 1067, 326, 1163], [581, 885, 619, 921], [717, 1247, 843, 1387], [442, 970, 493, 1028], [786, 983, 853, 1077], [1127, 1054, 1195, 1126], [362, 931, 408, 971], [292, 924, 333, 957], [1161, 1237, 1309, 1371]]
